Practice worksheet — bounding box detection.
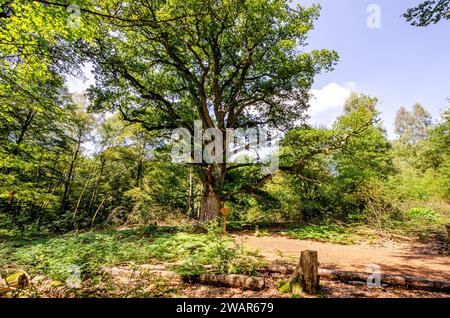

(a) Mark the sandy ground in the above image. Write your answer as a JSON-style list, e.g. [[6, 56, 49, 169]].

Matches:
[[235, 234, 450, 280]]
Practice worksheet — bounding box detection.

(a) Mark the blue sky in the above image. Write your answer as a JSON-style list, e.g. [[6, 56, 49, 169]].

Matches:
[[298, 0, 450, 138], [67, 0, 450, 139]]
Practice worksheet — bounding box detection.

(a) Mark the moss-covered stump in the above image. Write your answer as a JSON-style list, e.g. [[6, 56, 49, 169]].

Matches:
[[287, 250, 320, 295]]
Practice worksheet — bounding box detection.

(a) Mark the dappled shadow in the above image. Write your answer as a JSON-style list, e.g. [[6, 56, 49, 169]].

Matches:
[[319, 252, 450, 281], [243, 233, 450, 281]]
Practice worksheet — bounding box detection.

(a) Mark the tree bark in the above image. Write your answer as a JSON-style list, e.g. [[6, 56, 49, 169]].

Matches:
[[288, 250, 319, 294], [135, 158, 144, 187], [260, 264, 450, 293], [197, 163, 226, 222], [15, 109, 36, 147], [199, 186, 221, 222], [61, 141, 80, 213], [319, 269, 450, 293], [187, 273, 265, 291], [186, 167, 195, 217], [88, 157, 106, 214]]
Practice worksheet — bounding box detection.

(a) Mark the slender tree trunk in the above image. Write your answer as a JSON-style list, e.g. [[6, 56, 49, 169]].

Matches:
[[135, 158, 144, 187], [73, 156, 99, 220], [187, 167, 195, 217], [61, 142, 80, 213], [15, 109, 36, 146], [88, 158, 105, 214]]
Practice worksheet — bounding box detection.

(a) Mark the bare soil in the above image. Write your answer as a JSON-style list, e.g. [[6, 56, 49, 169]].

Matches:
[[235, 233, 450, 281], [178, 233, 450, 298]]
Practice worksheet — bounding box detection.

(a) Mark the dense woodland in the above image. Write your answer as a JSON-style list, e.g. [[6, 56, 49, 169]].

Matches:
[[0, 0, 449, 299]]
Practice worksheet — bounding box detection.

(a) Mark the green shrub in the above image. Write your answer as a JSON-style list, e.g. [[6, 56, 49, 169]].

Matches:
[[405, 207, 440, 223], [0, 226, 265, 282], [0, 231, 156, 281], [151, 225, 265, 276], [281, 225, 355, 245]]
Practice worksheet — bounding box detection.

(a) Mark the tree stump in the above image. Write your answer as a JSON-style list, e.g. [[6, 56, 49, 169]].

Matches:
[[288, 250, 319, 294]]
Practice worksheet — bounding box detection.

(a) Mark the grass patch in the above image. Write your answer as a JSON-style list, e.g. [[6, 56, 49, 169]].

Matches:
[[0, 226, 264, 284], [0, 230, 156, 281], [149, 228, 265, 276], [280, 225, 356, 245], [404, 207, 441, 224]]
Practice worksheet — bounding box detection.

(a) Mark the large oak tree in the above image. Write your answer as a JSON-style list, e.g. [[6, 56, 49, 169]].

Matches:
[[5, 0, 339, 221]]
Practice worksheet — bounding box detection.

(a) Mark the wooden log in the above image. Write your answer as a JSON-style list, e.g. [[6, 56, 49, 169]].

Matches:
[[288, 250, 319, 294], [261, 264, 450, 293], [259, 264, 295, 275], [102, 265, 178, 279], [188, 273, 265, 291], [319, 269, 450, 293], [0, 272, 30, 295], [6, 272, 29, 288]]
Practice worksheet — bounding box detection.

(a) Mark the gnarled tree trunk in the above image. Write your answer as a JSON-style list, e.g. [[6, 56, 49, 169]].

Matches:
[[197, 164, 225, 222], [199, 187, 221, 221]]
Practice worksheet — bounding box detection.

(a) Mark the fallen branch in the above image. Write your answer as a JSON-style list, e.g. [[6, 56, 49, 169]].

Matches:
[[260, 264, 450, 293], [186, 273, 265, 291], [0, 271, 30, 295], [102, 264, 178, 279], [319, 269, 450, 293]]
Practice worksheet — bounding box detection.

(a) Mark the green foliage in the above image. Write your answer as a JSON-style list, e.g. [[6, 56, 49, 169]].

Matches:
[[0, 230, 156, 281], [254, 227, 270, 237], [405, 207, 440, 224], [0, 0, 448, 258], [281, 225, 355, 245], [0, 226, 264, 282], [150, 225, 264, 276], [404, 0, 450, 26], [276, 280, 291, 293]]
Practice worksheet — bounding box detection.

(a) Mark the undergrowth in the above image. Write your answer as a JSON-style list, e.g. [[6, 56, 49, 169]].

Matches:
[[0, 225, 264, 284], [280, 225, 356, 245]]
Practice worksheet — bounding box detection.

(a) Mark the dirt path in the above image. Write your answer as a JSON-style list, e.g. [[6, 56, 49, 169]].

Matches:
[[234, 234, 450, 280]]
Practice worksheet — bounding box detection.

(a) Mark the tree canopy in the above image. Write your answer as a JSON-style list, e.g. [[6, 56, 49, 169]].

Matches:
[[404, 0, 450, 26]]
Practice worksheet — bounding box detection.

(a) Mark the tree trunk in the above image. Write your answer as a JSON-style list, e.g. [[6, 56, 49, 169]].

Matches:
[[88, 158, 105, 214], [73, 156, 99, 220], [288, 250, 319, 294], [61, 142, 80, 213], [199, 186, 221, 222], [15, 109, 36, 147], [186, 167, 195, 217], [260, 263, 450, 293], [135, 158, 144, 187]]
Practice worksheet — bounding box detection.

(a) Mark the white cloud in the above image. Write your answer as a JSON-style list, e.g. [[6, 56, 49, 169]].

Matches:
[[308, 82, 357, 127]]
